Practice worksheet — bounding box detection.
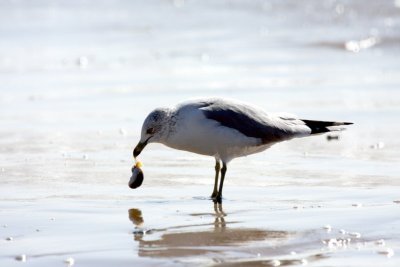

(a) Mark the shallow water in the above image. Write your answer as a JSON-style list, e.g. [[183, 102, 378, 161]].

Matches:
[[1, 187, 399, 266], [1, 0, 400, 266]]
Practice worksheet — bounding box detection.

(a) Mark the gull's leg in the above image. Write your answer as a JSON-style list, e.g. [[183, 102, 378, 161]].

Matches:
[[215, 162, 227, 203], [211, 159, 220, 199]]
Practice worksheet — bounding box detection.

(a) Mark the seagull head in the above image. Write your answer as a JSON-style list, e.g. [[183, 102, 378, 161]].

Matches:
[[133, 108, 170, 158]]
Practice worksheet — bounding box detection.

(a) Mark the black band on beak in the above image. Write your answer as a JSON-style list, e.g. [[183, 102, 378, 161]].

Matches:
[[133, 146, 141, 158], [133, 137, 151, 158], [133, 143, 144, 158]]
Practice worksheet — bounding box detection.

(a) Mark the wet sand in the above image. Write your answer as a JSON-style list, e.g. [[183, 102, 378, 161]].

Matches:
[[1, 186, 399, 266], [1, 0, 400, 266]]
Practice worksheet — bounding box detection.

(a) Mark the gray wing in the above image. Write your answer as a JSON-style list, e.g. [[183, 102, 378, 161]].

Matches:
[[198, 99, 310, 143]]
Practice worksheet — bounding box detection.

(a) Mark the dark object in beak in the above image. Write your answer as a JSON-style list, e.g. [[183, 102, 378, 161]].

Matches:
[[129, 166, 144, 189], [133, 138, 150, 158]]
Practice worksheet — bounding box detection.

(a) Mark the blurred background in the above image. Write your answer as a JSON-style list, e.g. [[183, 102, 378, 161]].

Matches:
[[0, 0, 399, 194]]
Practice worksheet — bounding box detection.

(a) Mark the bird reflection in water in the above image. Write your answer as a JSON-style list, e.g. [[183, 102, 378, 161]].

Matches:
[[128, 203, 289, 259], [128, 208, 144, 227]]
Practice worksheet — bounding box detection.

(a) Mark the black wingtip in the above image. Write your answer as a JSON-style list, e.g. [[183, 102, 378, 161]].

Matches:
[[335, 121, 354, 126], [302, 119, 353, 134]]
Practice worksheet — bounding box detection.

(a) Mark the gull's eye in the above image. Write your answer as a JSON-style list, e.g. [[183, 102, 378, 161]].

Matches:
[[146, 128, 155, 135]]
